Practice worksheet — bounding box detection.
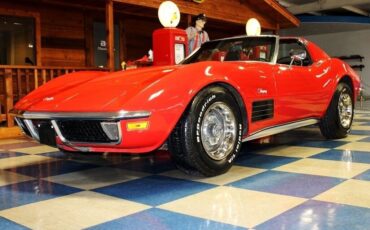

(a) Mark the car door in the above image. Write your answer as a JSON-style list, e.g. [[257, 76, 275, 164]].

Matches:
[[236, 37, 279, 133], [274, 38, 330, 123]]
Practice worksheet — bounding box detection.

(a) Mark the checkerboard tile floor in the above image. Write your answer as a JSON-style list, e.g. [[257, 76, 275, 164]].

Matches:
[[0, 111, 370, 230]]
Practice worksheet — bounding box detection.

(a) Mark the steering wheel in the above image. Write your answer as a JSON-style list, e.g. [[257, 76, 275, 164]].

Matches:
[[277, 56, 291, 65]]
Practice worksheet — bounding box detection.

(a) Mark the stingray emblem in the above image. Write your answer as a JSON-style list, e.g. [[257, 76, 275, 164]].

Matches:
[[43, 97, 54, 102], [257, 88, 268, 94]]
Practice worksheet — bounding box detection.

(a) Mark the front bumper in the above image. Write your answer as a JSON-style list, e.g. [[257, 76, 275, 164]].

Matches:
[[10, 109, 151, 152]]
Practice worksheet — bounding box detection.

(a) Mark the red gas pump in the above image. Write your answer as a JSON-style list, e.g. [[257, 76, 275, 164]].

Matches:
[[152, 28, 188, 66]]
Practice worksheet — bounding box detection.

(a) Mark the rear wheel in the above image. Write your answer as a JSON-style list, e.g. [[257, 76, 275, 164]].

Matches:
[[168, 86, 243, 176], [320, 82, 354, 139]]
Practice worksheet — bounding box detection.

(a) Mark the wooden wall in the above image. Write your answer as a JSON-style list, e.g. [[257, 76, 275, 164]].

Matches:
[[121, 16, 161, 61], [118, 12, 246, 61], [0, 0, 289, 68], [40, 7, 86, 67]]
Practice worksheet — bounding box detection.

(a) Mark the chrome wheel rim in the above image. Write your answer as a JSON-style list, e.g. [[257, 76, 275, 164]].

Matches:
[[200, 102, 237, 161], [338, 90, 353, 128]]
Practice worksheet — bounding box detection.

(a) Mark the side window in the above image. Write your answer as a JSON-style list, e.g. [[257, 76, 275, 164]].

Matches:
[[277, 39, 312, 66]]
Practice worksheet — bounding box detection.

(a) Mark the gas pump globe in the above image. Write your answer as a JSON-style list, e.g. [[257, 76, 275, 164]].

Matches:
[[245, 18, 267, 60], [246, 18, 261, 36], [153, 1, 188, 66]]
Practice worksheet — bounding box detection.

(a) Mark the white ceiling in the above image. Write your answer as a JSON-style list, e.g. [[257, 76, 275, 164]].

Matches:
[[277, 0, 370, 35], [278, 0, 370, 16]]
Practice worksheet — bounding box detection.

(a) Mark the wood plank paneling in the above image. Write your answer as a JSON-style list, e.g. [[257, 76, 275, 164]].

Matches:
[[41, 48, 86, 67], [1, 0, 298, 68], [114, 0, 277, 29], [39, 7, 87, 67], [40, 8, 85, 39]]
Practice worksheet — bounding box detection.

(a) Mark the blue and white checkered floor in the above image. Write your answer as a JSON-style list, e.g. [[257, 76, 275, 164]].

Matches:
[[1, 111, 370, 230]]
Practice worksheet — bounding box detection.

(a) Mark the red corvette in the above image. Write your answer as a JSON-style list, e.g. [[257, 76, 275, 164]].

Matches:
[[11, 35, 361, 176]]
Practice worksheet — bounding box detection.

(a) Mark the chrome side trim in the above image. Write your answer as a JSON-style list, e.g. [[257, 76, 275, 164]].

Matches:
[[243, 118, 320, 142], [12, 109, 151, 120], [272, 36, 279, 64]]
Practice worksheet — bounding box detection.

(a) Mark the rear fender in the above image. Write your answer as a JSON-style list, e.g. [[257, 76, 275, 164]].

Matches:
[[322, 59, 361, 116]]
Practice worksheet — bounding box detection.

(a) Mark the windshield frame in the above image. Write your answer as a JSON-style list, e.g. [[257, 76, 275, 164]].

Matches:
[[181, 35, 279, 65]]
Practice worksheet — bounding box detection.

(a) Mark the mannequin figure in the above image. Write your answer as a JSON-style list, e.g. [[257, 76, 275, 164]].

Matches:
[[186, 13, 210, 54]]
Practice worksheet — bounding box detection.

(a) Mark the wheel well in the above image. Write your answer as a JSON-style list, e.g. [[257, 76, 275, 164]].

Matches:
[[215, 83, 248, 135], [339, 75, 354, 97]]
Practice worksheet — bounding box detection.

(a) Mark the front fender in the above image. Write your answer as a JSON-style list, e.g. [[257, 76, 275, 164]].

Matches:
[[118, 62, 246, 152]]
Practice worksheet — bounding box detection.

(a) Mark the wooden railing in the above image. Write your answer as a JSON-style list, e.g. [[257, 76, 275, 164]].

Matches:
[[0, 65, 108, 127]]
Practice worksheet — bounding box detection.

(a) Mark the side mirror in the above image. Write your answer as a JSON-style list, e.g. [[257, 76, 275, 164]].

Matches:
[[289, 49, 307, 67]]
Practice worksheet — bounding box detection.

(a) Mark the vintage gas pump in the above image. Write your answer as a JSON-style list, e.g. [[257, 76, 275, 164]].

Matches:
[[152, 1, 188, 66], [153, 28, 188, 66]]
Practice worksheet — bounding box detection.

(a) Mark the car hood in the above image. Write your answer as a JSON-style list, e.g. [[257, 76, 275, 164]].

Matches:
[[15, 65, 183, 112]]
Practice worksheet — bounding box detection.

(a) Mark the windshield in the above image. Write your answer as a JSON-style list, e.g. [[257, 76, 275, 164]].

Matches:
[[182, 36, 276, 64]]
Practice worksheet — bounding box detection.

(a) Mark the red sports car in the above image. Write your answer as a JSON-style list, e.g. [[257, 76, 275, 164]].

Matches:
[[11, 35, 361, 176]]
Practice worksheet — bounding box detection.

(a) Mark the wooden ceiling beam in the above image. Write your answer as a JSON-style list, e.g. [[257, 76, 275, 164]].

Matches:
[[112, 0, 278, 29], [15, 0, 299, 29]]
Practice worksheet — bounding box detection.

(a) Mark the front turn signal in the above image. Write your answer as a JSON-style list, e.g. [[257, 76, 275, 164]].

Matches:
[[127, 121, 149, 131]]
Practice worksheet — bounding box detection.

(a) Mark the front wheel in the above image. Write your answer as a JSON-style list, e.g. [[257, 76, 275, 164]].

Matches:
[[320, 83, 354, 139], [168, 86, 243, 176]]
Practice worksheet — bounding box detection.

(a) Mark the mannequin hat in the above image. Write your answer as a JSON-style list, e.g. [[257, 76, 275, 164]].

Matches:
[[194, 13, 207, 22]]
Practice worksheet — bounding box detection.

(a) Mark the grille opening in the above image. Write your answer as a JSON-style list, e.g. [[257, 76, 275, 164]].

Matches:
[[57, 120, 117, 143], [32, 119, 53, 129]]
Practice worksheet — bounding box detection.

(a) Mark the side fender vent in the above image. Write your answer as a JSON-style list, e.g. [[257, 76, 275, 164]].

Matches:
[[252, 99, 274, 122]]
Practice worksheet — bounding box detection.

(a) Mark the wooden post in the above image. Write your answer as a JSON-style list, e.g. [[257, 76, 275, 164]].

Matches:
[[106, 0, 115, 71], [25, 69, 30, 93], [119, 19, 127, 67], [84, 11, 94, 67], [34, 69, 38, 89], [187, 14, 192, 27], [5, 68, 14, 127], [17, 69, 22, 98], [35, 13, 42, 66], [274, 23, 280, 35]]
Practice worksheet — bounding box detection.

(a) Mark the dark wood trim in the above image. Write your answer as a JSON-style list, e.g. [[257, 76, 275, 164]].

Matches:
[[274, 23, 280, 35], [262, 0, 300, 27], [187, 14, 192, 27], [35, 13, 42, 66], [106, 0, 115, 71], [112, 0, 278, 29], [84, 11, 94, 67], [4, 69, 14, 127]]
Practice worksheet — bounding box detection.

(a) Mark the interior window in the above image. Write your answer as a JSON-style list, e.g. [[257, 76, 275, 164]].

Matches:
[[277, 39, 312, 66], [182, 37, 276, 64], [224, 40, 273, 62], [0, 15, 35, 65]]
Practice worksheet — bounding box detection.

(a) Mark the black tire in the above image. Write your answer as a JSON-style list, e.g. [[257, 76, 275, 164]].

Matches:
[[167, 119, 202, 176], [320, 83, 354, 139], [168, 86, 243, 176]]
